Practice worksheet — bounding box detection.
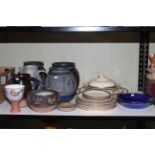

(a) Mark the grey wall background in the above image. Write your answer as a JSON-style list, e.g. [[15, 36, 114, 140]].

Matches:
[[0, 43, 154, 92]]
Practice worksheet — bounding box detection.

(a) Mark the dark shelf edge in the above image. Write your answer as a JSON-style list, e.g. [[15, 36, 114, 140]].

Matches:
[[0, 26, 155, 32]]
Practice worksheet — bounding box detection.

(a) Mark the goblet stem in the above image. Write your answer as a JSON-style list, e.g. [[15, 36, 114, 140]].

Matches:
[[10, 101, 21, 113]]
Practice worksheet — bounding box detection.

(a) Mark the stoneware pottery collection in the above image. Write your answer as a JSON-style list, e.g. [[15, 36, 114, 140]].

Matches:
[[3, 60, 151, 113]]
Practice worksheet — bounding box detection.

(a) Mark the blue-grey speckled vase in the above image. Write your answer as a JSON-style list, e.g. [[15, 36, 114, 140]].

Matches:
[[45, 62, 79, 102]]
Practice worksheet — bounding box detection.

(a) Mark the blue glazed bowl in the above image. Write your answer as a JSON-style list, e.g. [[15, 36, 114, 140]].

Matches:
[[117, 93, 153, 109]]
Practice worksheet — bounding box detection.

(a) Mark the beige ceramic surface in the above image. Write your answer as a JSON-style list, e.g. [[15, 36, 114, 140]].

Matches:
[[88, 74, 116, 88], [76, 93, 114, 104], [104, 86, 128, 95], [83, 90, 111, 100], [57, 102, 77, 112], [76, 85, 117, 111]]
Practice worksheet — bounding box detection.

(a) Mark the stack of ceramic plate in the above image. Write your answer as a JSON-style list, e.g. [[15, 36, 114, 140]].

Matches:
[[76, 89, 116, 111]]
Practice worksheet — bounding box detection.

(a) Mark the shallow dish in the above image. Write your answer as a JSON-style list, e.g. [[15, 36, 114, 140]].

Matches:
[[117, 93, 153, 109], [57, 102, 76, 112], [117, 93, 152, 102], [118, 101, 152, 109]]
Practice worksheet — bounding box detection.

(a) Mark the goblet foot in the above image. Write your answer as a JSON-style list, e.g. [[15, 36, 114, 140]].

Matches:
[[10, 101, 21, 113]]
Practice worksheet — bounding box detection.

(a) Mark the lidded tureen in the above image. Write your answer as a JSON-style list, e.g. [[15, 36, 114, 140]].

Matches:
[[77, 73, 128, 96], [88, 74, 116, 89]]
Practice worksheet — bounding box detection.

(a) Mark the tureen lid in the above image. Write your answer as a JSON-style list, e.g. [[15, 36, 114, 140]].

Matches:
[[88, 74, 116, 88]]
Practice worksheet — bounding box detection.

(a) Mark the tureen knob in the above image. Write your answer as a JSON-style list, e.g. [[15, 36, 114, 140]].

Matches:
[[97, 73, 105, 80]]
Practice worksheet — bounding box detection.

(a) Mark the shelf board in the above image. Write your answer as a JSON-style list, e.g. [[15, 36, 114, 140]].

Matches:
[[1, 26, 155, 32], [1, 101, 155, 117], [1, 26, 155, 43]]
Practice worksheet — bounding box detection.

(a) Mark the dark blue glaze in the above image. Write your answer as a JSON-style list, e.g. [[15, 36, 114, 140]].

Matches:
[[117, 93, 152, 102], [60, 94, 75, 102], [117, 93, 153, 109]]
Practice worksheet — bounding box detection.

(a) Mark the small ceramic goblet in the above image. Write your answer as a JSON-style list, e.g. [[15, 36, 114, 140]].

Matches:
[[5, 84, 25, 113]]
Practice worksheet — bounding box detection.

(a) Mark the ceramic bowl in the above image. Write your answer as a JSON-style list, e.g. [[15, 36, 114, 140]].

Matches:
[[117, 93, 153, 109], [5, 84, 25, 101], [27, 90, 59, 113]]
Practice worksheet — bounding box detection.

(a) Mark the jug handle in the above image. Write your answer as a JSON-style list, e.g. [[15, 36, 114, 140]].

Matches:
[[38, 69, 47, 73], [38, 70, 47, 78], [38, 70, 47, 87]]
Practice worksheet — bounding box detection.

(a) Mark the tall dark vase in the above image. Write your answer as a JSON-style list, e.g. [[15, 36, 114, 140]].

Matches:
[[45, 62, 79, 102]]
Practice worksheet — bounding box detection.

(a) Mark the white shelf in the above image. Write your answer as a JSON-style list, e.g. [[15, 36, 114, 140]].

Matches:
[[0, 101, 155, 117]]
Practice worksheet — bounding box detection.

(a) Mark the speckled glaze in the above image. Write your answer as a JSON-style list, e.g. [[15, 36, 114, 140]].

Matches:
[[27, 90, 59, 113], [45, 62, 79, 102]]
